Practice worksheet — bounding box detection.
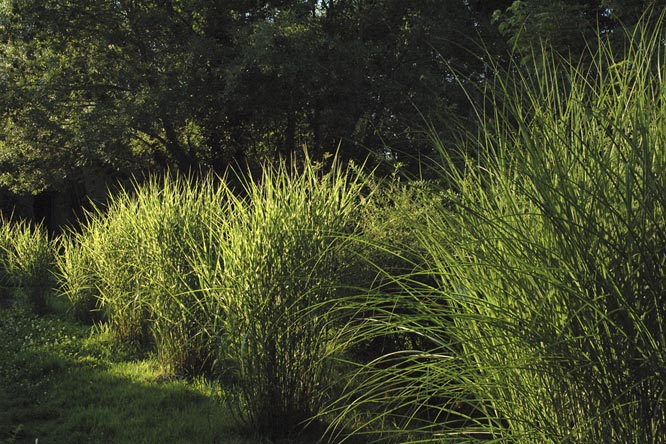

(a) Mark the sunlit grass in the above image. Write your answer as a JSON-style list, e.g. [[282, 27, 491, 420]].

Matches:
[[58, 173, 228, 375], [0, 217, 56, 313], [56, 152, 375, 439], [16, 14, 666, 444], [184, 152, 372, 438], [0, 302, 256, 444], [325, 12, 666, 444]]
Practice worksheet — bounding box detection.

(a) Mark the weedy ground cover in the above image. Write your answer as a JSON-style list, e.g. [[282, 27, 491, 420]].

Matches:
[[0, 300, 270, 444]]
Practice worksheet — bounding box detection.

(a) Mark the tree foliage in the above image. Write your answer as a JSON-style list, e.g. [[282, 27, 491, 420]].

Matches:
[[0, 0, 499, 197], [492, 0, 666, 56], [0, 0, 661, 204]]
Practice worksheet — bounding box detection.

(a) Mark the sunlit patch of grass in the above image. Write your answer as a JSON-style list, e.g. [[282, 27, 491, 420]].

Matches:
[[0, 302, 257, 444]]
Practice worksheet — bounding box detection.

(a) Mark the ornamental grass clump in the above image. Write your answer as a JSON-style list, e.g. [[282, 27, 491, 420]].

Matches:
[[59, 174, 227, 375], [327, 15, 666, 444], [0, 217, 55, 313], [80, 192, 153, 346], [132, 175, 227, 376], [56, 233, 101, 323], [188, 153, 369, 438], [0, 219, 13, 300]]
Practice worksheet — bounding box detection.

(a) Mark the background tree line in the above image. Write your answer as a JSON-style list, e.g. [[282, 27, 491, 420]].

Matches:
[[0, 0, 662, 230]]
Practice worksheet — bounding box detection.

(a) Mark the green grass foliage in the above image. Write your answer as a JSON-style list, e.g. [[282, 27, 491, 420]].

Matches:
[[0, 220, 11, 300], [58, 154, 371, 438], [0, 304, 249, 444], [185, 154, 369, 437], [0, 217, 55, 313], [58, 174, 226, 375], [326, 15, 666, 444], [31, 16, 666, 443], [56, 234, 101, 323]]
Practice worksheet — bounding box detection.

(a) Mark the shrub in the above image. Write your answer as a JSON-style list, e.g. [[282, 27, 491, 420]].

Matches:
[[342, 176, 447, 362]]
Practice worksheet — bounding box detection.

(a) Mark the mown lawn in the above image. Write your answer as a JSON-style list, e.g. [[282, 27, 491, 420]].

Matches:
[[0, 298, 281, 444]]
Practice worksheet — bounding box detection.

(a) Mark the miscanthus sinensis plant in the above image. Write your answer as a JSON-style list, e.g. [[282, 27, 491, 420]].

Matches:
[[186, 153, 371, 438], [0, 217, 55, 313], [58, 174, 227, 375], [58, 153, 374, 439], [326, 14, 666, 444]]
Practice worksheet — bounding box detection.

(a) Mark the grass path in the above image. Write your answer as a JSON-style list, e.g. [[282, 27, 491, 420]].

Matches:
[[0, 300, 253, 444]]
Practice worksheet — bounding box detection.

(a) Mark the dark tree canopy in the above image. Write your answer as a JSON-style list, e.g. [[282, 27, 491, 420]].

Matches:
[[0, 1, 509, 196], [492, 0, 666, 56], [0, 0, 661, 222]]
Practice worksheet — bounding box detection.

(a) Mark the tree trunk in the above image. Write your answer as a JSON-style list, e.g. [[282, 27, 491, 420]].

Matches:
[[163, 118, 192, 170]]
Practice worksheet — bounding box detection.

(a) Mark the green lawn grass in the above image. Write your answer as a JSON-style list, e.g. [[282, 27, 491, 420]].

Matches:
[[0, 298, 268, 444]]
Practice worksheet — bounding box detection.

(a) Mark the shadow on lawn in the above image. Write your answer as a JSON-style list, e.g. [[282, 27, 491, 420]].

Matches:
[[0, 305, 248, 444], [0, 304, 353, 444], [3, 359, 227, 443]]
